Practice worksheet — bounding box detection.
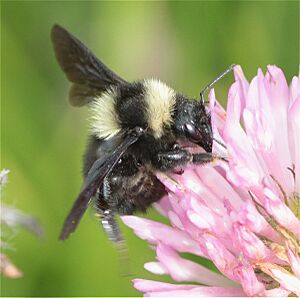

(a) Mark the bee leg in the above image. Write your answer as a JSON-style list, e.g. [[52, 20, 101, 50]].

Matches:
[[154, 148, 192, 171], [96, 205, 131, 275], [97, 197, 131, 275], [192, 152, 228, 163], [96, 195, 123, 244], [100, 209, 122, 243], [101, 209, 124, 248], [191, 152, 213, 163], [154, 149, 225, 171]]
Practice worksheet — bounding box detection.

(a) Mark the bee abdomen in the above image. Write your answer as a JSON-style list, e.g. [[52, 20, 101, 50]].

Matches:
[[107, 161, 166, 215]]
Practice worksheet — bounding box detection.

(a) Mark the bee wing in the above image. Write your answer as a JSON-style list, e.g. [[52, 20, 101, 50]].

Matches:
[[51, 24, 127, 106], [59, 127, 145, 240]]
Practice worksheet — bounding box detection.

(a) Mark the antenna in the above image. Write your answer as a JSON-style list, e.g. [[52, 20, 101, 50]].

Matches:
[[200, 64, 235, 104]]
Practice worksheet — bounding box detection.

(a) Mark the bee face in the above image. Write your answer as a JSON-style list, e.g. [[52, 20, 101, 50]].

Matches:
[[173, 97, 213, 152]]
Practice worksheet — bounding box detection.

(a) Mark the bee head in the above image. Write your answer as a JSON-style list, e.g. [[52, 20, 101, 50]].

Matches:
[[174, 97, 213, 153]]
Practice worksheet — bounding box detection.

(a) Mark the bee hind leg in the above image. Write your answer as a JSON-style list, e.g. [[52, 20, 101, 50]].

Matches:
[[96, 198, 132, 275], [101, 209, 123, 244], [96, 196, 124, 244]]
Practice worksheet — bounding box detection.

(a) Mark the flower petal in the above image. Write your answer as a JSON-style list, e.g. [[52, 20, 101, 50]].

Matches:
[[237, 201, 283, 243], [121, 216, 202, 255], [264, 287, 291, 297], [224, 80, 265, 188], [144, 262, 168, 275], [264, 65, 293, 193], [153, 195, 173, 217], [145, 287, 245, 297], [262, 187, 300, 241], [288, 96, 300, 193], [133, 279, 245, 297], [202, 234, 240, 282], [133, 279, 196, 292], [289, 75, 300, 107], [270, 268, 300, 296], [286, 240, 300, 279], [209, 91, 228, 158], [234, 256, 265, 296], [233, 65, 249, 115], [232, 223, 277, 262], [154, 243, 238, 287]]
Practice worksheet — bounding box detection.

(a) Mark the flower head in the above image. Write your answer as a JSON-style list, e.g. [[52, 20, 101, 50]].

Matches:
[[122, 65, 300, 297]]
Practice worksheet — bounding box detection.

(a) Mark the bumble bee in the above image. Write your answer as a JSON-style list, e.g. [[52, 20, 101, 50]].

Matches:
[[51, 24, 233, 244]]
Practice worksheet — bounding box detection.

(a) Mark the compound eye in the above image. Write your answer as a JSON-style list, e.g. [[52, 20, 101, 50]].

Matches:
[[184, 123, 202, 143]]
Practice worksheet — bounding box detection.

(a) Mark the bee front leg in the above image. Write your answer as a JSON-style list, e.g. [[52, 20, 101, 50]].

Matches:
[[154, 149, 225, 171], [192, 152, 228, 163], [153, 148, 192, 171]]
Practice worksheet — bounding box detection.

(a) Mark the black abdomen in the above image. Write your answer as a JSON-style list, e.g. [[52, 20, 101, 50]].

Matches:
[[105, 155, 166, 214]]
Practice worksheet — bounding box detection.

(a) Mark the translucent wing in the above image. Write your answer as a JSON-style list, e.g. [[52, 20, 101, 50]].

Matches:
[[51, 24, 127, 106], [59, 127, 145, 240]]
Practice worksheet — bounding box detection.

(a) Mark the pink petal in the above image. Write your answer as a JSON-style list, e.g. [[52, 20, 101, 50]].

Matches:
[[167, 210, 185, 230], [233, 224, 277, 262], [208, 91, 228, 157], [144, 262, 168, 275], [242, 68, 291, 196], [195, 166, 245, 212], [187, 198, 235, 252], [289, 75, 300, 107], [237, 201, 283, 243], [121, 216, 203, 256], [133, 279, 196, 292], [262, 187, 300, 241], [264, 287, 291, 297], [133, 280, 245, 297], [0, 254, 23, 278], [153, 195, 173, 217], [242, 70, 277, 177], [202, 234, 240, 283], [156, 172, 185, 194], [233, 65, 249, 116], [264, 65, 293, 193], [209, 89, 227, 141], [166, 193, 208, 247], [234, 256, 265, 296], [224, 81, 265, 188], [154, 243, 238, 287], [145, 287, 245, 297], [288, 96, 300, 193], [266, 65, 289, 107], [187, 202, 223, 232], [175, 169, 210, 203], [182, 171, 223, 211], [286, 240, 300, 279], [270, 267, 300, 296]]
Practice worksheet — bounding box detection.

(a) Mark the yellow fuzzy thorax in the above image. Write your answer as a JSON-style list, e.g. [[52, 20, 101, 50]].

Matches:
[[89, 79, 176, 140]]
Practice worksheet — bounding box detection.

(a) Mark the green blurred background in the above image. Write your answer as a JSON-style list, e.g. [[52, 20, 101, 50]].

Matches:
[[1, 1, 299, 296]]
